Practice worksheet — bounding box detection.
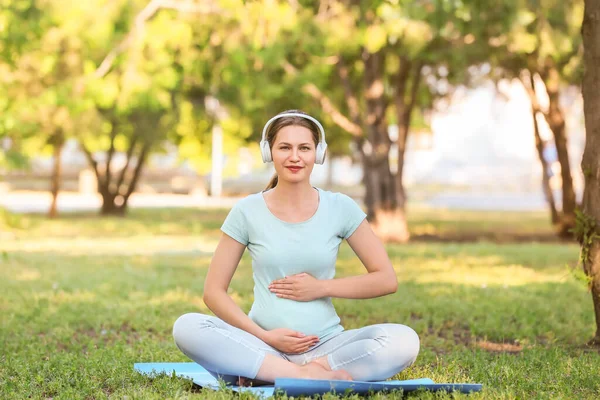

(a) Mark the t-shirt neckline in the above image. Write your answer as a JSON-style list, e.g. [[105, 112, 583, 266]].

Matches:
[[260, 187, 321, 225]]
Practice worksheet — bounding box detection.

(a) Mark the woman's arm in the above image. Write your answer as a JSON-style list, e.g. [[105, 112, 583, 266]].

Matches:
[[320, 219, 398, 299], [203, 233, 269, 341], [269, 220, 398, 301]]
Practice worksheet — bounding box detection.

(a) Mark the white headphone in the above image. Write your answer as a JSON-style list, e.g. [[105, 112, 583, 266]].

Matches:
[[259, 113, 328, 164]]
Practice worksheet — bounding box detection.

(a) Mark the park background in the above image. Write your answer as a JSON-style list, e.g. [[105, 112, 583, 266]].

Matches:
[[2, 0, 600, 399]]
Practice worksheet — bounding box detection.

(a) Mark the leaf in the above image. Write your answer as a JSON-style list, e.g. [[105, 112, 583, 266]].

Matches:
[[508, 30, 538, 54], [364, 25, 388, 53]]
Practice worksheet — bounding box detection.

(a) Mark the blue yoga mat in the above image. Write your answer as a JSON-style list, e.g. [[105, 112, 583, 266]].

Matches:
[[134, 362, 482, 397], [275, 378, 483, 396]]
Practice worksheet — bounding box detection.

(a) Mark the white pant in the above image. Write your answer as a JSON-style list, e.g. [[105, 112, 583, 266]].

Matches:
[[172, 313, 420, 383]]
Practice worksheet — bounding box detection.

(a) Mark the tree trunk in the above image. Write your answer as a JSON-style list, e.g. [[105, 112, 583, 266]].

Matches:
[[98, 142, 149, 216], [581, 0, 600, 346], [48, 132, 64, 219], [532, 110, 559, 225], [81, 133, 150, 217], [391, 59, 424, 242], [362, 49, 409, 242], [540, 62, 577, 237], [99, 190, 124, 216], [393, 57, 411, 215], [121, 142, 150, 209], [521, 74, 559, 225]]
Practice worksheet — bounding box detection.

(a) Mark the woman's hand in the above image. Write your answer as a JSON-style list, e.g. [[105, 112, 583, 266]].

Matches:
[[263, 328, 319, 354], [269, 273, 325, 302]]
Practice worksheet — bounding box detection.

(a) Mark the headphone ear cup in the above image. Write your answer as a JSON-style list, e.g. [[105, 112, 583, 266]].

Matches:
[[260, 140, 272, 163], [316, 142, 327, 164]]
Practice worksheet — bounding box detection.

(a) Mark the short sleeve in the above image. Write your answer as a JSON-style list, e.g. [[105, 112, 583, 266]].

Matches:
[[220, 201, 249, 245], [337, 193, 367, 239]]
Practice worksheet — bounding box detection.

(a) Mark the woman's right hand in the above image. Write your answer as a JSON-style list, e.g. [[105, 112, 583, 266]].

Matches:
[[262, 328, 319, 354]]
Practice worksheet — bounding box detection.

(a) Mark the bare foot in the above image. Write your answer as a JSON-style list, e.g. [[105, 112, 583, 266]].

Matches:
[[310, 357, 331, 371], [236, 377, 271, 387], [300, 362, 353, 381]]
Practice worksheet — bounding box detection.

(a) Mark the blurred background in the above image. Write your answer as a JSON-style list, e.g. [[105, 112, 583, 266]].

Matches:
[[0, 0, 586, 242], [3, 4, 600, 397]]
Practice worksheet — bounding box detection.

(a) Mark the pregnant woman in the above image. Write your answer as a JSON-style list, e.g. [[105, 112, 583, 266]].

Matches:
[[172, 110, 420, 385]]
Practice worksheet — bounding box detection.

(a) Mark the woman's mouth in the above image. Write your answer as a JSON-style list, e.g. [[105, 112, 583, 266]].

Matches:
[[286, 166, 303, 173]]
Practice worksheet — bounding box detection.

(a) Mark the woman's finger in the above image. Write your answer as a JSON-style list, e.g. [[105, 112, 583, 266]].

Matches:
[[270, 281, 293, 288], [292, 344, 310, 354], [296, 342, 314, 353], [294, 336, 319, 345], [272, 288, 295, 295]]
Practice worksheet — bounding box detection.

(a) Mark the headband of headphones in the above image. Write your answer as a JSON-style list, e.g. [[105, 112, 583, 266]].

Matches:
[[260, 113, 326, 145], [259, 112, 328, 164]]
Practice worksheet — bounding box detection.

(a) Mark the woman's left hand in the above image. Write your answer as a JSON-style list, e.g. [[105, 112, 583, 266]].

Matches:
[[269, 273, 325, 302]]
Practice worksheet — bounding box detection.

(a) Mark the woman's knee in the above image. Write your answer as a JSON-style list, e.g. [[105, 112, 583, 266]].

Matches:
[[385, 323, 420, 366], [343, 324, 420, 381], [172, 313, 213, 349]]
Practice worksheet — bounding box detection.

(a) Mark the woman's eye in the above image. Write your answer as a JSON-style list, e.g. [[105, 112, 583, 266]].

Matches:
[[301, 147, 310, 151]]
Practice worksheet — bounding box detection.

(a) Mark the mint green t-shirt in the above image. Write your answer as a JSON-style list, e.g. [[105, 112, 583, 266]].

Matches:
[[220, 187, 367, 340]]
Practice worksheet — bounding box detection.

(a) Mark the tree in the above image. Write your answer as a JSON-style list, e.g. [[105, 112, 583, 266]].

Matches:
[[490, 1, 583, 237], [579, 0, 600, 345], [164, 0, 356, 190], [35, 32, 83, 218], [0, 0, 84, 218], [80, 0, 187, 215], [0, 1, 47, 170], [0, 0, 46, 65], [277, 0, 498, 242]]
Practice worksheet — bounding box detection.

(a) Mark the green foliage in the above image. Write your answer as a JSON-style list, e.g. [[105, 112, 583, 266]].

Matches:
[[485, 0, 583, 83], [0, 0, 46, 65], [572, 208, 600, 285], [0, 0, 588, 180], [0, 206, 27, 229]]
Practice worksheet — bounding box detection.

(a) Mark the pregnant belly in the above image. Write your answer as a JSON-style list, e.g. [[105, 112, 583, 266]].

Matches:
[[249, 297, 340, 338]]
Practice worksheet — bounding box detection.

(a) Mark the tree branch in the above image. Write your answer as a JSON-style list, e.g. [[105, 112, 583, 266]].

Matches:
[[116, 135, 139, 195], [404, 61, 424, 134], [123, 141, 151, 201], [520, 70, 543, 114], [104, 120, 119, 192], [336, 56, 362, 127], [79, 141, 102, 187], [283, 60, 363, 137], [94, 0, 223, 79], [394, 56, 412, 149]]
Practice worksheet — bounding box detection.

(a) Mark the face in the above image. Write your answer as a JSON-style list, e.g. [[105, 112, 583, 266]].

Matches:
[[270, 125, 317, 185]]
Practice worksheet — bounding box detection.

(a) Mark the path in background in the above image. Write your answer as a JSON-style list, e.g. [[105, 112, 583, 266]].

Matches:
[[0, 191, 240, 213], [0, 189, 548, 213]]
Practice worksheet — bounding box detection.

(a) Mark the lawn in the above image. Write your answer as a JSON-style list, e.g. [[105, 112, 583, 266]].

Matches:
[[1, 206, 599, 399]]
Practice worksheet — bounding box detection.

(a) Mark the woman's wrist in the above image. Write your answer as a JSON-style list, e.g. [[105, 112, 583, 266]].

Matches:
[[319, 279, 330, 298], [257, 329, 271, 344]]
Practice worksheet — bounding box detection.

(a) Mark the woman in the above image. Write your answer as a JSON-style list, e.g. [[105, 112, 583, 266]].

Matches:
[[172, 110, 419, 385]]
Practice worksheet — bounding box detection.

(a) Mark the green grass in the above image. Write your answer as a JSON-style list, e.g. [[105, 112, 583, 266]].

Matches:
[[1, 207, 599, 399]]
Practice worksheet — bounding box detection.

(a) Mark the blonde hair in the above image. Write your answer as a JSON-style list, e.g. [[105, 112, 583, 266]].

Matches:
[[263, 110, 321, 191]]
